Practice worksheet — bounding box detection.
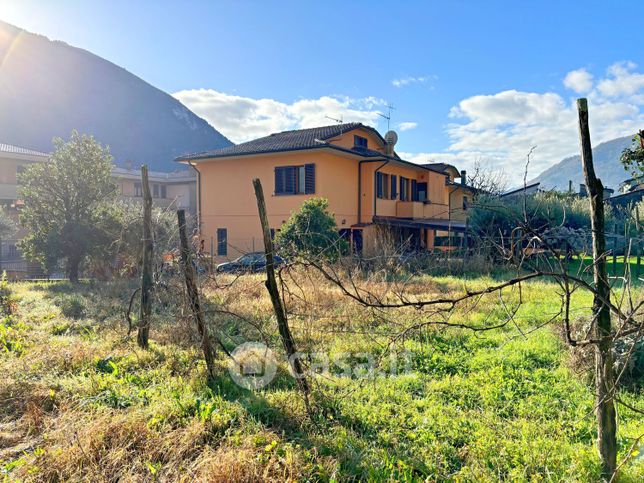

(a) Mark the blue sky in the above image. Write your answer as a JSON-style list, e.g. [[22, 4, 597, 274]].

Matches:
[[1, 0, 643, 181]]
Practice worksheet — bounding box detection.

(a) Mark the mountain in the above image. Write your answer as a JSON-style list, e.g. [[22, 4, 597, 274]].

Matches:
[[0, 21, 232, 171], [531, 135, 634, 191]]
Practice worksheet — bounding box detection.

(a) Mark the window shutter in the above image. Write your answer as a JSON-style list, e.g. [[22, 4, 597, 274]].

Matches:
[[411, 180, 418, 201], [391, 175, 397, 199], [275, 167, 284, 194], [217, 228, 227, 256], [400, 177, 405, 201], [376, 172, 383, 198], [285, 166, 296, 194], [305, 164, 315, 194]]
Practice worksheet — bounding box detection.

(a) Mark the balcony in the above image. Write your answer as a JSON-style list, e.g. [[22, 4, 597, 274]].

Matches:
[[396, 201, 449, 220]]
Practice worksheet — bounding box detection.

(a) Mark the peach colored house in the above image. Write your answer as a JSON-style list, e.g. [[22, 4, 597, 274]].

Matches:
[[177, 123, 474, 260]]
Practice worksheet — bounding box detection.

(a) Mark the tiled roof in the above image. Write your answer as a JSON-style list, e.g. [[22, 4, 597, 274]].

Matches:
[[423, 162, 458, 173], [0, 143, 49, 158], [176, 123, 386, 161]]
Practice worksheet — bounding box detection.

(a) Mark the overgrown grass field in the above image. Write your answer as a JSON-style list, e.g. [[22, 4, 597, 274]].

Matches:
[[0, 273, 642, 481]]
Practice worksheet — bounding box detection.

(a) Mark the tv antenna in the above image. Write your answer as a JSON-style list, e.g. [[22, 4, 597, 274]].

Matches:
[[325, 115, 343, 124], [377, 103, 395, 131]]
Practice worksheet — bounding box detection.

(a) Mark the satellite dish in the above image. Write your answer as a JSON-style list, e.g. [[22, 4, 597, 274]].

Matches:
[[385, 130, 398, 147]]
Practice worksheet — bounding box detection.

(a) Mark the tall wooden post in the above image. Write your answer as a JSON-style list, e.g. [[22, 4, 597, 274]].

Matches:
[[137, 165, 153, 349], [577, 98, 616, 479], [177, 209, 217, 380], [252, 179, 309, 393]]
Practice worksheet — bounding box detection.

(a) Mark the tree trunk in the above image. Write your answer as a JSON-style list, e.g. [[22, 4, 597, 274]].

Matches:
[[177, 209, 217, 380], [138, 165, 153, 349], [68, 255, 80, 283], [252, 178, 309, 394], [577, 98, 617, 480]]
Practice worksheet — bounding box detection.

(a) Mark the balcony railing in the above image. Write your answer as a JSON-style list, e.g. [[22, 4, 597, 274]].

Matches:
[[396, 201, 449, 220]]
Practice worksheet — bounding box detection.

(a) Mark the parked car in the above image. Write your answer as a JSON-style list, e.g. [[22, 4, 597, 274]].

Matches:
[[216, 252, 285, 273]]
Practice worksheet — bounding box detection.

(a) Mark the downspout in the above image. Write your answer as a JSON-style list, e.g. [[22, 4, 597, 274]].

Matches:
[[358, 158, 387, 224], [187, 160, 201, 229], [448, 183, 459, 219]]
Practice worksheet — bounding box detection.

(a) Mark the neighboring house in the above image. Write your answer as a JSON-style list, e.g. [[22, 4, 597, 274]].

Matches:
[[112, 164, 197, 214], [177, 123, 472, 260], [608, 177, 644, 210], [500, 182, 542, 199], [0, 143, 49, 278], [1, 142, 197, 278]]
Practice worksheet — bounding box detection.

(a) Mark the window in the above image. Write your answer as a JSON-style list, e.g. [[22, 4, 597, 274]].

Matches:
[[217, 228, 227, 256], [134, 182, 142, 197], [463, 196, 469, 210], [391, 175, 398, 200], [275, 164, 315, 195], [161, 185, 167, 199], [400, 177, 408, 201], [354, 135, 368, 149], [153, 184, 160, 198]]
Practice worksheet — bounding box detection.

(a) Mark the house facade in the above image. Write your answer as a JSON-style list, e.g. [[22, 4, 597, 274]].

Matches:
[[0, 143, 50, 278], [112, 165, 197, 214], [177, 123, 475, 260]]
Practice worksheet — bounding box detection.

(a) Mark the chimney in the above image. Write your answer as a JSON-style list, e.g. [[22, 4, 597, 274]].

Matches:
[[568, 180, 573, 193], [460, 170, 466, 186]]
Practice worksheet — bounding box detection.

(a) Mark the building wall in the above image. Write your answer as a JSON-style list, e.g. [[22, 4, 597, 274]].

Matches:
[[329, 127, 386, 153], [197, 150, 360, 258], [114, 177, 196, 213], [448, 185, 472, 222]]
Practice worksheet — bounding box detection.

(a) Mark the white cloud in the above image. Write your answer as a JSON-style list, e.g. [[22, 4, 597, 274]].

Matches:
[[397, 122, 418, 131], [392, 75, 436, 88], [418, 62, 644, 183], [563, 68, 594, 93], [597, 61, 644, 98], [173, 89, 386, 143]]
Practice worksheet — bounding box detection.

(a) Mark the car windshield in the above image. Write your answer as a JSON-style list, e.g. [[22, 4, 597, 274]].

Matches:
[[236, 253, 264, 264]]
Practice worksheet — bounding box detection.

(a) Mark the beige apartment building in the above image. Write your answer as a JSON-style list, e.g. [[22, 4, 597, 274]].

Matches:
[[0, 142, 196, 278]]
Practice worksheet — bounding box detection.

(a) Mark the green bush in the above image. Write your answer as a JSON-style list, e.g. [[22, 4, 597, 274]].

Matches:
[[275, 197, 348, 261]]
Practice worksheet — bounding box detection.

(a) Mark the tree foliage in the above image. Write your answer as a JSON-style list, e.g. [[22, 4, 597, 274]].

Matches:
[[620, 133, 644, 178], [18, 131, 118, 281], [275, 197, 348, 260], [468, 191, 614, 253]]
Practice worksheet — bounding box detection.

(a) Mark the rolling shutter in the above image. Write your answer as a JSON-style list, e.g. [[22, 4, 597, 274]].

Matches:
[[305, 164, 315, 194]]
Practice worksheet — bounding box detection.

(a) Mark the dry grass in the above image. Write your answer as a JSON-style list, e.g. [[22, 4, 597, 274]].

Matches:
[[0, 273, 642, 481]]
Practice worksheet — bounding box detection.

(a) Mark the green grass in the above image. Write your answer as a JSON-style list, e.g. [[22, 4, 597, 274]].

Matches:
[[0, 276, 642, 481]]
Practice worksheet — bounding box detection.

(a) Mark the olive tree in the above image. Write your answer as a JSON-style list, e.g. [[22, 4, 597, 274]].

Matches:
[[18, 131, 118, 282]]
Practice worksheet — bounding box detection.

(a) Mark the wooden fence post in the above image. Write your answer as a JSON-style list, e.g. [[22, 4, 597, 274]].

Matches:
[[577, 98, 617, 479], [137, 165, 153, 349], [177, 209, 217, 380], [252, 178, 309, 394]]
